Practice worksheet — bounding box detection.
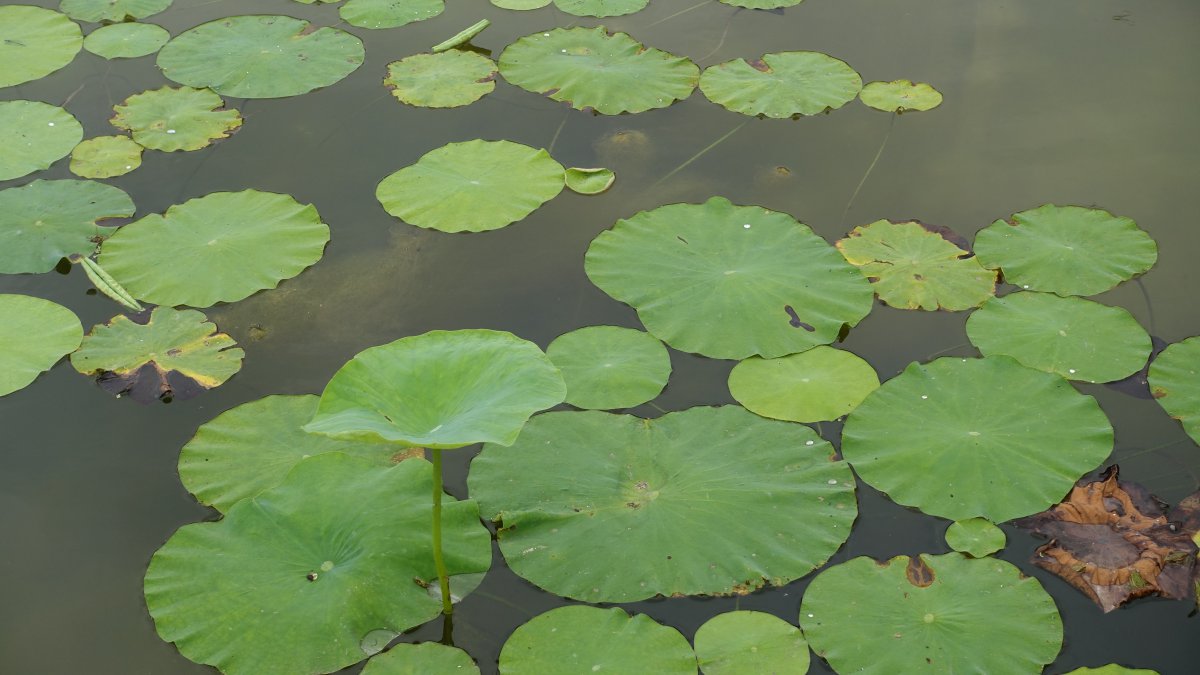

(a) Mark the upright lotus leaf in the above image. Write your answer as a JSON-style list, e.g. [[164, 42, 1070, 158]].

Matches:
[[431, 19, 490, 52], [553, 0, 648, 18], [563, 167, 615, 195], [306, 330, 566, 448], [841, 356, 1114, 522], [944, 518, 1006, 558], [859, 79, 943, 112], [111, 86, 242, 152], [98, 190, 330, 307], [966, 291, 1152, 383], [584, 196, 874, 359], [157, 15, 365, 99], [376, 140, 564, 233], [700, 52, 861, 118], [83, 22, 170, 59], [499, 606, 696, 675], [384, 51, 496, 108], [728, 346, 879, 423], [499, 27, 699, 115], [836, 219, 996, 311], [1148, 336, 1200, 445], [59, 0, 172, 22], [546, 325, 670, 410], [0, 295, 83, 397], [362, 643, 480, 675], [974, 204, 1157, 296], [1064, 668, 1160, 675], [469, 406, 857, 602], [694, 612, 809, 675], [0, 179, 135, 274], [0, 6, 82, 88], [145, 454, 492, 675], [719, 0, 804, 8], [340, 0, 444, 29], [70, 135, 143, 178], [0, 100, 84, 181], [800, 553, 1062, 674]]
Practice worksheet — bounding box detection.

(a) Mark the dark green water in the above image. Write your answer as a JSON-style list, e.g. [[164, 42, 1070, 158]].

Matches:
[[2, 0, 1199, 672]]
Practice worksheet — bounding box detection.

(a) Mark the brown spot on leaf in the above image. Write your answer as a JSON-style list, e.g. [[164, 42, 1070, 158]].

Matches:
[[905, 556, 935, 587], [746, 58, 771, 72], [297, 23, 320, 37], [392, 447, 425, 463]]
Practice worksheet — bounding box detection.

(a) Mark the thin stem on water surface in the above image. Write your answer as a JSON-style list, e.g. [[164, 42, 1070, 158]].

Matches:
[[431, 448, 453, 616], [840, 111, 897, 227], [651, 120, 747, 189]]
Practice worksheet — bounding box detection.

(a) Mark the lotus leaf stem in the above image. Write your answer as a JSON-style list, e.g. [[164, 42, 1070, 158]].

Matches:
[[840, 111, 896, 227], [651, 120, 747, 188], [431, 448, 453, 616]]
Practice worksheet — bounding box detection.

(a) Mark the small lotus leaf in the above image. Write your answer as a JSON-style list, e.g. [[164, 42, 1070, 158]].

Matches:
[[0, 6, 82, 88], [362, 643, 480, 675], [83, 22, 169, 59], [0, 179, 135, 275], [70, 135, 143, 178], [694, 611, 808, 675], [60, 0, 172, 22], [719, 0, 803, 8], [1063, 667, 1160, 675], [0, 295, 83, 397], [699, 52, 862, 118], [0, 100, 84, 181], [546, 325, 670, 410], [431, 19, 490, 52], [1148, 337, 1200, 444], [340, 0, 444, 29], [384, 51, 496, 108], [553, 0, 648, 18], [728, 346, 879, 423], [944, 518, 1006, 557], [112, 86, 242, 152], [491, 0, 549, 7], [564, 167, 615, 195], [859, 79, 943, 112]]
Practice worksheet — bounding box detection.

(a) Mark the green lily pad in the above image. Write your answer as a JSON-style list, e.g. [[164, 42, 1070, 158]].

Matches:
[[719, 0, 804, 8], [944, 518, 1006, 558], [0, 179, 135, 274], [0, 6, 82, 88], [83, 22, 169, 59], [98, 190, 330, 308], [841, 356, 1114, 522], [800, 553, 1062, 674], [0, 100, 84, 181], [157, 15, 365, 99], [973, 204, 1158, 296], [1148, 336, 1200, 445], [966, 291, 1152, 383], [859, 79, 943, 112], [384, 51, 496, 108], [0, 295, 83, 397], [546, 325, 670, 410], [728, 346, 879, 423], [491, 0, 549, 7], [340, 0, 444, 29], [362, 643, 480, 675], [553, 0, 648, 18], [112, 86, 242, 152], [564, 167, 615, 195], [1063, 667, 1160, 675], [469, 406, 857, 602], [836, 219, 996, 311], [584, 196, 874, 359], [499, 27, 699, 115], [499, 606, 696, 674], [376, 140, 564, 233], [60, 0, 172, 23], [306, 329, 565, 449], [69, 135, 143, 178], [694, 611, 809, 675], [699, 52, 862, 118], [145, 454, 492, 675]]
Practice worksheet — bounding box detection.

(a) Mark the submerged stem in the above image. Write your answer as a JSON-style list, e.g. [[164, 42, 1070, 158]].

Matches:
[[431, 449, 453, 616], [840, 111, 897, 227], [651, 120, 747, 189]]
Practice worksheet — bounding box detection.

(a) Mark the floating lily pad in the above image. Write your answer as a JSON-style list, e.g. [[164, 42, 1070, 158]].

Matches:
[[973, 204, 1157, 296], [0, 179, 135, 274], [362, 643, 480, 675], [836, 219, 995, 311], [719, 0, 803, 8], [98, 190, 330, 307], [800, 553, 1062, 673], [384, 51, 496, 108], [564, 167, 615, 195], [944, 518, 1006, 558], [499, 606, 696, 674], [699, 52, 861, 118], [0, 6, 82, 88], [376, 140, 564, 233], [499, 27, 699, 115], [1063, 667, 1160, 675], [60, 0, 172, 22], [859, 79, 943, 112], [83, 22, 169, 59], [966, 292, 1151, 383], [1149, 337, 1200, 444], [0, 100, 84, 181], [112, 86, 242, 152], [546, 325, 670, 410], [492, 0, 549, 7], [553, 0, 648, 18], [145, 454, 492, 675], [584, 196, 874, 359], [157, 15, 365, 99], [694, 611, 808, 675], [340, 0, 444, 29], [70, 135, 143, 178], [0, 295, 83, 397], [728, 346, 879, 423], [469, 406, 857, 602], [841, 356, 1114, 522]]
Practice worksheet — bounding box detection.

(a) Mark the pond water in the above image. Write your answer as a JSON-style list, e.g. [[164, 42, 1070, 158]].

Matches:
[[2, 0, 1199, 672]]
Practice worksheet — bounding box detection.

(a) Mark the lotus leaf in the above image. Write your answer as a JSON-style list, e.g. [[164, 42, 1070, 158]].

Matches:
[[966, 291, 1151, 383], [98, 190, 330, 307], [306, 330, 566, 449], [83, 22, 170, 59], [0, 179, 135, 274], [499, 606, 696, 674], [0, 100, 84, 181], [1064, 667, 1160, 675], [564, 167, 615, 195], [145, 454, 492, 675], [469, 406, 857, 602], [836, 219, 996, 311], [719, 0, 804, 8], [694, 611, 808, 675], [944, 518, 1005, 557], [0, 6, 82, 88], [728, 346, 879, 422], [69, 135, 143, 178], [157, 15, 364, 99], [800, 553, 1062, 674], [0, 295, 83, 397], [841, 356, 1114, 522], [492, 0, 549, 7], [499, 27, 699, 115], [60, 0, 171, 22], [340, 0, 444, 29], [859, 79, 943, 112], [699, 52, 862, 118], [584, 196, 874, 359], [362, 643, 480, 675], [112, 86, 242, 152], [432, 19, 490, 52], [546, 325, 670, 410], [376, 140, 564, 233], [973, 204, 1157, 296], [384, 51, 496, 109], [553, 0, 648, 18], [1148, 336, 1200, 445]]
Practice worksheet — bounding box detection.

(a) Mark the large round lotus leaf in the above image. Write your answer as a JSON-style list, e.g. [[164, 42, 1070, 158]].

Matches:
[[376, 140, 564, 233], [492, 0, 549, 7], [0, 295, 83, 397], [469, 406, 857, 602], [0, 100, 84, 181], [1148, 336, 1200, 445], [841, 356, 1114, 522], [1063, 667, 1159, 675], [966, 291, 1151, 383], [362, 643, 480, 675], [719, 0, 803, 8], [800, 553, 1062, 674], [944, 518, 1006, 558], [384, 51, 496, 108], [564, 167, 615, 195], [694, 611, 808, 675], [584, 196, 874, 360], [498, 27, 699, 115], [0, 6, 82, 88], [836, 219, 996, 311], [499, 606, 696, 675], [0, 179, 135, 274], [699, 52, 861, 118], [98, 190, 330, 308], [973, 204, 1157, 296], [306, 330, 566, 449], [156, 15, 365, 99], [60, 0, 172, 23], [859, 79, 943, 112], [112, 86, 242, 152], [553, 0, 648, 18], [728, 346, 879, 423], [340, 0, 444, 29], [145, 454, 493, 675], [83, 22, 169, 59], [70, 135, 143, 178], [546, 325, 670, 410]]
